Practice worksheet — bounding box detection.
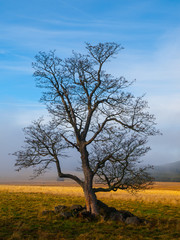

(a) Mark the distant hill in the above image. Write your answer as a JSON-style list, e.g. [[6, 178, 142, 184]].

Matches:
[[150, 161, 180, 182]]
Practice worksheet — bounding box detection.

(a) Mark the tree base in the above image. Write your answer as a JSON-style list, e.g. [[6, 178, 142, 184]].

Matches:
[[42, 200, 148, 225]]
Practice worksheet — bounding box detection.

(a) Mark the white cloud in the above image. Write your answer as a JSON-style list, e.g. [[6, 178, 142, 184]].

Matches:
[[0, 103, 49, 179], [105, 29, 180, 165], [0, 63, 32, 73], [148, 94, 180, 125], [108, 28, 180, 91]]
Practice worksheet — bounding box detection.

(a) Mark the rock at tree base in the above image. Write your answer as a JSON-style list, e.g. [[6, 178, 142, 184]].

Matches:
[[42, 201, 146, 225], [58, 211, 72, 219], [77, 210, 96, 221], [97, 200, 145, 225], [70, 205, 84, 211], [125, 216, 142, 225], [54, 205, 68, 213], [109, 211, 124, 221]]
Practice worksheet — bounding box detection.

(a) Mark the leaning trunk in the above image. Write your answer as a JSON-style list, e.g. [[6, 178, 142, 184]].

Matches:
[[83, 174, 99, 215], [80, 143, 99, 215]]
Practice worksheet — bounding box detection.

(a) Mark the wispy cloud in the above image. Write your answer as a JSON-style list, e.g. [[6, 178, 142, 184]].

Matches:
[[0, 49, 6, 54], [0, 24, 116, 53], [0, 24, 109, 41], [0, 63, 32, 73], [0, 19, 163, 54], [0, 101, 43, 108], [109, 28, 180, 94]]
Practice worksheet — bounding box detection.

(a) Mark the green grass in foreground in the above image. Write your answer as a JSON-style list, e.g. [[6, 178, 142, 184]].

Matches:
[[0, 192, 179, 240]]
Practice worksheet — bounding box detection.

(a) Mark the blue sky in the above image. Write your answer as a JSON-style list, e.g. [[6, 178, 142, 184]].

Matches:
[[0, 0, 180, 180]]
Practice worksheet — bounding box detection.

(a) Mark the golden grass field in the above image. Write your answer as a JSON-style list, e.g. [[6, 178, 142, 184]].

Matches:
[[0, 182, 180, 205], [0, 182, 180, 239]]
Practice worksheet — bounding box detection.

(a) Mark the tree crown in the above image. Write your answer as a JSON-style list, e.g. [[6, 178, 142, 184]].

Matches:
[[14, 42, 159, 192]]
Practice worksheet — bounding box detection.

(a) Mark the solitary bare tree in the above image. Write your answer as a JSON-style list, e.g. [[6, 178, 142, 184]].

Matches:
[[13, 43, 159, 215]]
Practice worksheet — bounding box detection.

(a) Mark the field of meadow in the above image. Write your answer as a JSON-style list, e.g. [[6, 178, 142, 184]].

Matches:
[[0, 182, 179, 240]]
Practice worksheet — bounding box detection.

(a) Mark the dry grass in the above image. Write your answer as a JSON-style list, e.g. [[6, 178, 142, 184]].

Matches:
[[0, 182, 180, 239], [0, 182, 180, 205]]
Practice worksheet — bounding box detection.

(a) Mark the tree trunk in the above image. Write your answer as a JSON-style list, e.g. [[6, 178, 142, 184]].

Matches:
[[83, 174, 99, 215], [80, 143, 99, 215]]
